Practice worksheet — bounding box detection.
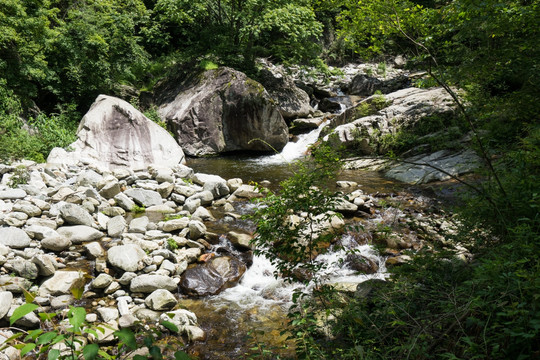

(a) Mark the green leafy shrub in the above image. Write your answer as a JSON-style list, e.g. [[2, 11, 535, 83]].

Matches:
[[3, 301, 192, 360]]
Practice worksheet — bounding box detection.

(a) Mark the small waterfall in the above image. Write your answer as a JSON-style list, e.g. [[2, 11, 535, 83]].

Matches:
[[254, 119, 329, 165]]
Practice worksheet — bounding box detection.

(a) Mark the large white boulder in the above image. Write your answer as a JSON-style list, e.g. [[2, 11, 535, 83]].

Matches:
[[47, 95, 186, 171]]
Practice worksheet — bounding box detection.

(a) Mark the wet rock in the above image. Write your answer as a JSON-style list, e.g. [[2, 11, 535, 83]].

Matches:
[[257, 67, 313, 120], [354, 278, 387, 299], [227, 231, 252, 250], [145, 289, 178, 311], [0, 227, 31, 249], [318, 98, 342, 113], [344, 254, 379, 274], [179, 256, 245, 296], [57, 225, 103, 244], [347, 73, 409, 96], [291, 117, 324, 134], [108, 244, 147, 272], [130, 274, 177, 293]]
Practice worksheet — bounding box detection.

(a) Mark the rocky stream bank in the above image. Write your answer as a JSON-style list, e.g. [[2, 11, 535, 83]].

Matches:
[[0, 157, 469, 359], [1, 59, 477, 358]]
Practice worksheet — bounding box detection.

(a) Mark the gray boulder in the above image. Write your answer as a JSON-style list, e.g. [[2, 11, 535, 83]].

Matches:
[[107, 244, 147, 272], [39, 271, 86, 296], [322, 87, 456, 154], [347, 73, 410, 96], [257, 68, 313, 120], [0, 291, 12, 319], [130, 274, 177, 293], [41, 235, 71, 251], [145, 289, 177, 311], [156, 67, 288, 156], [47, 95, 186, 170], [0, 189, 26, 200], [0, 227, 31, 249], [57, 225, 103, 244], [385, 149, 481, 184], [124, 188, 162, 207], [59, 203, 94, 226]]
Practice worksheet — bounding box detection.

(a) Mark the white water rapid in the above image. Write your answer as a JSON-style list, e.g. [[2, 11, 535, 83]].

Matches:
[[213, 234, 388, 311], [252, 119, 329, 165]]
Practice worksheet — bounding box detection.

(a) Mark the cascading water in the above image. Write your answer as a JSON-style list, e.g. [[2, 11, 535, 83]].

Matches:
[[253, 119, 329, 165]]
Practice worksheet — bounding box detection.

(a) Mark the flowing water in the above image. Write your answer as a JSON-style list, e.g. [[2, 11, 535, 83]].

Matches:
[[183, 120, 401, 358]]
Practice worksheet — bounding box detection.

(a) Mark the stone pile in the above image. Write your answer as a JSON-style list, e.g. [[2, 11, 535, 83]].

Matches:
[[0, 159, 266, 350]]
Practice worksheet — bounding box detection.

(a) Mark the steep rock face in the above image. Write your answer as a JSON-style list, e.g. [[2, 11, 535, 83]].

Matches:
[[257, 68, 313, 120], [47, 95, 185, 170], [156, 67, 288, 156]]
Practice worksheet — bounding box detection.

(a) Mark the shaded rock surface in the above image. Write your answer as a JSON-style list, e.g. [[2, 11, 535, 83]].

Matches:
[[156, 67, 288, 156]]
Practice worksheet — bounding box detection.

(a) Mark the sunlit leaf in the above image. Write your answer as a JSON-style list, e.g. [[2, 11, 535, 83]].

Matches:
[[20, 343, 36, 356], [83, 343, 99, 360], [114, 328, 137, 350], [48, 349, 61, 360], [68, 307, 86, 331], [160, 320, 179, 333], [10, 303, 38, 325], [37, 331, 59, 345]]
